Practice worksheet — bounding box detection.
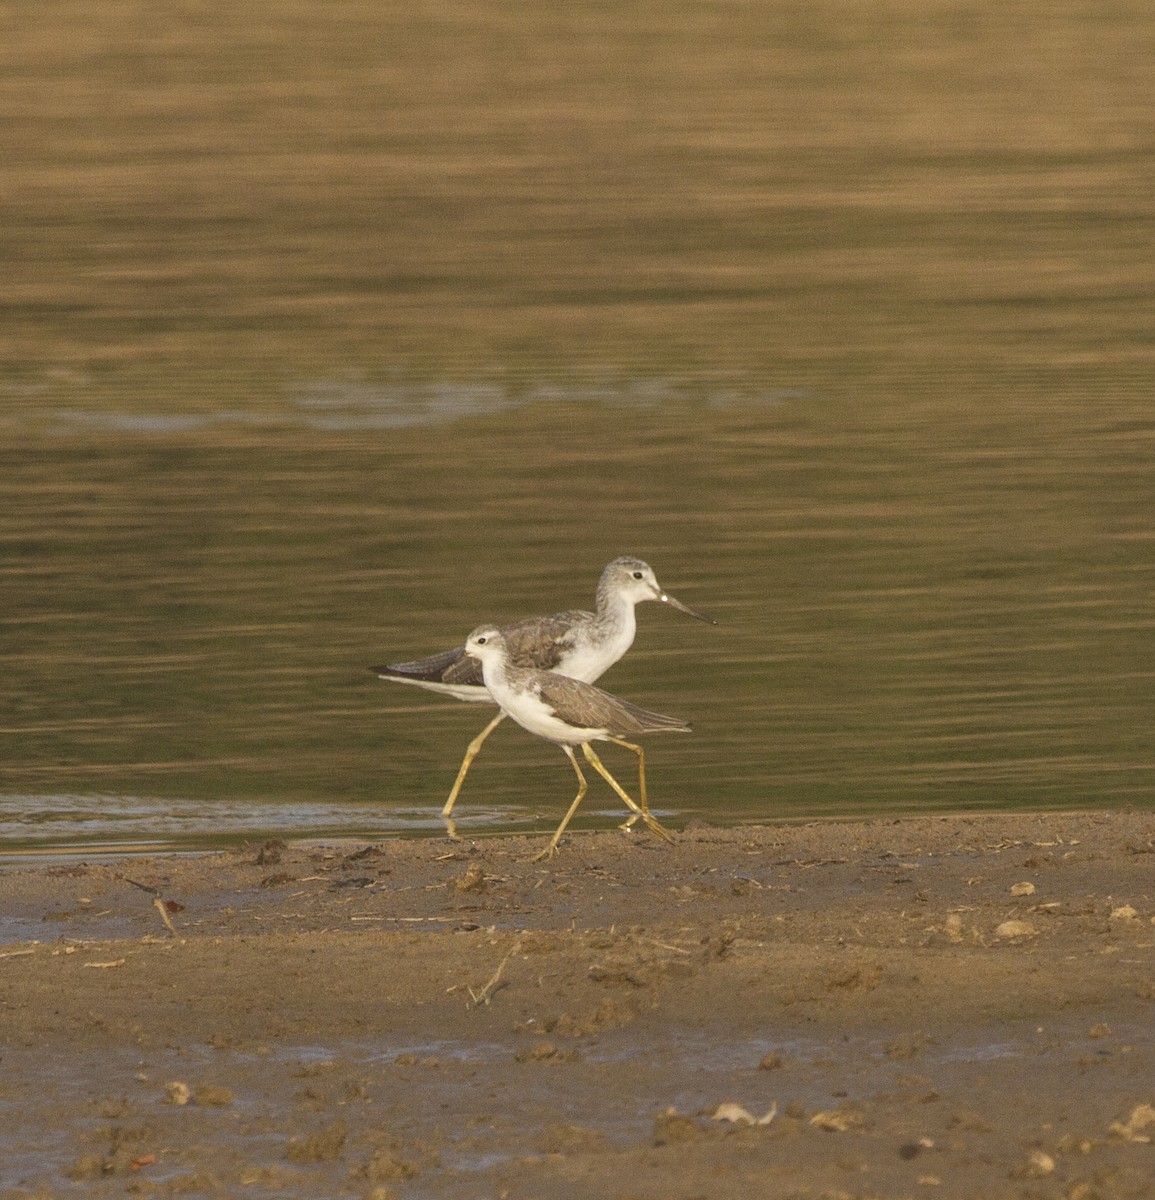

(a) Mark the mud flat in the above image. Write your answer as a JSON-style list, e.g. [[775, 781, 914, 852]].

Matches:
[[2, 812, 1154, 1199]]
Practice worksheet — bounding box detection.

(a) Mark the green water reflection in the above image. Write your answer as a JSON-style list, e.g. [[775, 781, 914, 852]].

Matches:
[[1, 0, 1152, 845], [3, 390, 1153, 842]]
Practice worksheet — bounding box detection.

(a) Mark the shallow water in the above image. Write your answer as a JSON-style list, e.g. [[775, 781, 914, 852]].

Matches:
[[2, 0, 1153, 853]]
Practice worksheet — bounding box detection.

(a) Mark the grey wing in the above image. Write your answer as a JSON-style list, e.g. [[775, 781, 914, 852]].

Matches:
[[501, 610, 588, 671], [441, 651, 485, 687], [534, 673, 691, 736], [372, 644, 482, 687]]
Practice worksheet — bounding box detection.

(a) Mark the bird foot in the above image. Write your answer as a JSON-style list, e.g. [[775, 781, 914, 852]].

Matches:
[[642, 816, 675, 845]]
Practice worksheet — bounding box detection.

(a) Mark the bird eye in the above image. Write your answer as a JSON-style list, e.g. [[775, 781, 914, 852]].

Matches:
[[476, 636, 487, 644], [632, 571, 643, 579]]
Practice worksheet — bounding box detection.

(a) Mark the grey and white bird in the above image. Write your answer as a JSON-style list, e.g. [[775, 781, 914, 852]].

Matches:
[[370, 557, 711, 824], [463, 623, 692, 859]]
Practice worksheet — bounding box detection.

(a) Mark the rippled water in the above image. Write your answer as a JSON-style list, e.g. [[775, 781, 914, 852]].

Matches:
[[2, 1, 1152, 855]]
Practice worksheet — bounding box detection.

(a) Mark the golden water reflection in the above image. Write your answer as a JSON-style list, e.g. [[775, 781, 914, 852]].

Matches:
[[1, 0, 1152, 848]]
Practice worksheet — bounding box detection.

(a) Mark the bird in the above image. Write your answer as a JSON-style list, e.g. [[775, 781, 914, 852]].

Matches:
[[369, 557, 711, 827], [463, 623, 692, 859]]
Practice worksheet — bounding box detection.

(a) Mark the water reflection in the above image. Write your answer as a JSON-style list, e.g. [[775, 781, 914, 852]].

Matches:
[[0, 793, 546, 863], [38, 376, 802, 435], [2, 0, 1153, 851], [3, 391, 1153, 858], [0, 794, 694, 864]]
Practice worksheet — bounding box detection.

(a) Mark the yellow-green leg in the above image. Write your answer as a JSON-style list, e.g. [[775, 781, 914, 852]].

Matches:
[[442, 710, 507, 820], [583, 741, 673, 845], [604, 736, 674, 842], [579, 743, 644, 819], [533, 745, 589, 861]]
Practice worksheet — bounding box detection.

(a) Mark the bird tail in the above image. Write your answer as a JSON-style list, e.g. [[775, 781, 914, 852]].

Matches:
[[612, 695, 692, 734]]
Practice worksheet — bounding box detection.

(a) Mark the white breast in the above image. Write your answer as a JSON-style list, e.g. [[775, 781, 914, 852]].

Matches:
[[556, 610, 636, 683], [484, 672, 605, 745]]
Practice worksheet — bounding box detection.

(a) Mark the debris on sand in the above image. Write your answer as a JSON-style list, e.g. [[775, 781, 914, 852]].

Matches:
[[1010, 1148, 1055, 1178], [286, 1119, 348, 1163], [653, 1108, 711, 1145], [455, 861, 486, 893], [467, 936, 523, 1007], [352, 1145, 420, 1183], [1108, 1103, 1155, 1142], [993, 919, 1036, 940], [711, 1101, 778, 1127], [809, 1103, 868, 1133], [515, 1040, 580, 1063], [255, 839, 287, 866]]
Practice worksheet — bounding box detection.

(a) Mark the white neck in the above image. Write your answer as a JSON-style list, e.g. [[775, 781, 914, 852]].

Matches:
[[477, 650, 514, 699], [595, 590, 638, 652]]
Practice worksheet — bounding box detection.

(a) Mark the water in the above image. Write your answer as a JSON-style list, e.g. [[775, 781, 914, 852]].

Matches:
[[2, 1, 1153, 855]]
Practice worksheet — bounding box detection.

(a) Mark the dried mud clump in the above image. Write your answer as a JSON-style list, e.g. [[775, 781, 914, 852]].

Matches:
[[285, 1120, 348, 1164]]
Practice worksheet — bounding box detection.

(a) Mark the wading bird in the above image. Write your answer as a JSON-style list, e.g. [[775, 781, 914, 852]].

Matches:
[[463, 623, 692, 859], [370, 557, 711, 828]]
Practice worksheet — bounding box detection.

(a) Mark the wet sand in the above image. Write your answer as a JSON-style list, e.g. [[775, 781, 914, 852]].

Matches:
[[2, 812, 1154, 1199]]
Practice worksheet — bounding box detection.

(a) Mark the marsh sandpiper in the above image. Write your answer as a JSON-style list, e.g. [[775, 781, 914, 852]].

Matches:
[[463, 623, 692, 859], [370, 557, 711, 828]]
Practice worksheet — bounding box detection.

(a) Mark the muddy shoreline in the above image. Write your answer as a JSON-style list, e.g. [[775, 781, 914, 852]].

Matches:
[[2, 812, 1154, 1199]]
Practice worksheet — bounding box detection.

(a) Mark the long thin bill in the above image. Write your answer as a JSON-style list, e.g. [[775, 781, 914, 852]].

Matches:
[[660, 592, 715, 624]]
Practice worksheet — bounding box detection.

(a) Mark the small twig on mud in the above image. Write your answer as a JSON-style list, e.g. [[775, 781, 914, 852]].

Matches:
[[123, 877, 182, 937], [468, 937, 524, 1008], [152, 897, 179, 936], [643, 938, 693, 955]]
